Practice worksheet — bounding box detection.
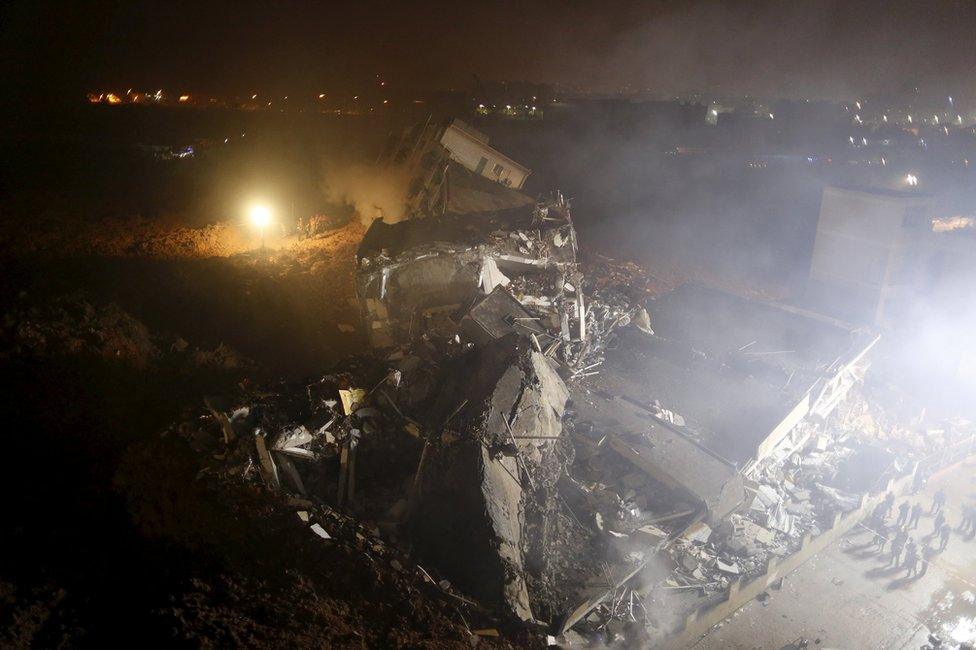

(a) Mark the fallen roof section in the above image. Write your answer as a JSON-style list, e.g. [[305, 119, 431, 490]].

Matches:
[[572, 374, 744, 523], [607, 284, 879, 468]]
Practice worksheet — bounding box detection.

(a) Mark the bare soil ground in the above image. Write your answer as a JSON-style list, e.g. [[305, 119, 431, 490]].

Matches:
[[1, 212, 545, 647]]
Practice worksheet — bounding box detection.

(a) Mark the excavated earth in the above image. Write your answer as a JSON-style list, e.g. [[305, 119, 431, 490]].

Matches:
[[0, 216, 544, 647]]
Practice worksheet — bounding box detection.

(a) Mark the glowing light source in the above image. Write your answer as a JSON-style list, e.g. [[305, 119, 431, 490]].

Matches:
[[906, 173, 919, 187], [249, 204, 272, 228], [179, 95, 190, 103]]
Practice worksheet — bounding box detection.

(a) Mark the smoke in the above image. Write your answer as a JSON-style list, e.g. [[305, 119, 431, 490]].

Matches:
[[321, 161, 412, 225]]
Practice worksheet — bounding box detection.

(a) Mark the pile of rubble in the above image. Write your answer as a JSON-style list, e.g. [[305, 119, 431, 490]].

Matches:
[[354, 194, 652, 374], [171, 196, 683, 644], [169, 193, 923, 646]]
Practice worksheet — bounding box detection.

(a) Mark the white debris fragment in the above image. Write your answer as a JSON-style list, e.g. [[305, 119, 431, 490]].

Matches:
[[310, 523, 331, 539]]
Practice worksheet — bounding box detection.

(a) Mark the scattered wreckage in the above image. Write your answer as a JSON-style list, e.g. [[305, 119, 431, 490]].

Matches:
[[172, 191, 947, 646]]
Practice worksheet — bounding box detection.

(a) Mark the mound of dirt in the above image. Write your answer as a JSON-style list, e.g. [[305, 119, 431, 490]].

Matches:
[[1, 292, 250, 371]]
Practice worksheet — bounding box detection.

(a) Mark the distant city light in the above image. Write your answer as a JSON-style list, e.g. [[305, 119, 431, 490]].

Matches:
[[319, 93, 325, 99], [179, 95, 190, 103]]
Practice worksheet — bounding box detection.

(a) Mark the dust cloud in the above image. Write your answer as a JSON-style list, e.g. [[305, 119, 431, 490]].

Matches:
[[321, 161, 412, 225]]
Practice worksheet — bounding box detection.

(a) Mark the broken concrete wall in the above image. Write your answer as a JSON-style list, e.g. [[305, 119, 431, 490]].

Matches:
[[358, 252, 484, 348], [414, 439, 532, 621], [413, 335, 570, 621], [356, 201, 579, 351]]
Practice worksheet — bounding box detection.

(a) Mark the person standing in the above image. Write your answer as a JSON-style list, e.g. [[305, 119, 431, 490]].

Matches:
[[883, 492, 895, 518], [872, 501, 887, 525], [897, 501, 911, 527], [919, 546, 933, 577], [909, 502, 923, 529], [934, 510, 946, 536], [891, 531, 906, 566], [932, 489, 946, 514], [939, 523, 951, 551], [874, 524, 888, 554], [904, 542, 920, 577], [903, 538, 917, 567], [960, 503, 975, 534]]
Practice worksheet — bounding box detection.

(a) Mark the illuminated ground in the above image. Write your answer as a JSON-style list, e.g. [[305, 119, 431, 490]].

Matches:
[[692, 458, 976, 649]]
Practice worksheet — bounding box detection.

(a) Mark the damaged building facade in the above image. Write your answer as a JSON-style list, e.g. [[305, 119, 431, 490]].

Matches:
[[383, 118, 536, 217]]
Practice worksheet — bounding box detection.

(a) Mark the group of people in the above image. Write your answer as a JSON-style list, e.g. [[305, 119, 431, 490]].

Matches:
[[869, 488, 975, 579]]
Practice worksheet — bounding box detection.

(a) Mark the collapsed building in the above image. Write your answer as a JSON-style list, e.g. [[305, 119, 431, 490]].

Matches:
[[173, 133, 926, 646]]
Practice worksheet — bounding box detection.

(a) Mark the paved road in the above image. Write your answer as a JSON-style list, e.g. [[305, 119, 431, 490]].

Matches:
[[691, 458, 976, 650]]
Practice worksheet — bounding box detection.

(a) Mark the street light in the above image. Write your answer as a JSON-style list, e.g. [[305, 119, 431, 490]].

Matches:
[[249, 204, 272, 248]]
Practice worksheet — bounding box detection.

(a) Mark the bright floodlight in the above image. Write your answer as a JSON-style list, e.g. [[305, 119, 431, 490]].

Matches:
[[249, 204, 272, 228], [906, 174, 919, 187]]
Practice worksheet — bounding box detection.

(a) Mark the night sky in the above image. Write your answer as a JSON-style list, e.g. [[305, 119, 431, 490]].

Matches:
[[3, 0, 975, 101]]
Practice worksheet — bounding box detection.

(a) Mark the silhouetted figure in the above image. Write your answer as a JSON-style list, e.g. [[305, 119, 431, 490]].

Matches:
[[904, 543, 919, 577], [919, 546, 933, 577], [897, 501, 910, 526], [872, 502, 888, 525], [903, 538, 917, 566], [909, 502, 923, 529], [932, 489, 946, 514], [883, 492, 895, 517], [934, 510, 946, 535], [890, 534, 906, 566], [874, 524, 888, 553], [939, 523, 951, 550], [960, 503, 975, 534]]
